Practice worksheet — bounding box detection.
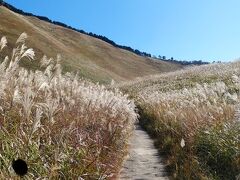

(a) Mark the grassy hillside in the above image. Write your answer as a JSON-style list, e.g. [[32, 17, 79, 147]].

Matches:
[[120, 62, 240, 179], [0, 6, 182, 83]]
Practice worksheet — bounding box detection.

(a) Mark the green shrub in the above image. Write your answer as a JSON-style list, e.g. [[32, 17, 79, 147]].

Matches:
[[196, 122, 240, 180]]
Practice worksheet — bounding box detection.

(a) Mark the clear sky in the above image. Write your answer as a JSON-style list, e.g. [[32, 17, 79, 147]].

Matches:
[[4, 0, 240, 62]]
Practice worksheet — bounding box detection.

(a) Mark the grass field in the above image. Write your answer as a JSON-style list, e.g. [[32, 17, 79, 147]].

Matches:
[[119, 62, 240, 179], [0, 5, 182, 179], [1, 5, 239, 180], [0, 34, 139, 179]]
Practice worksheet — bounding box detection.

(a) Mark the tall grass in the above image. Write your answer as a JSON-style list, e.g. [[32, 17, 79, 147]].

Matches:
[[122, 62, 240, 179], [0, 33, 137, 179]]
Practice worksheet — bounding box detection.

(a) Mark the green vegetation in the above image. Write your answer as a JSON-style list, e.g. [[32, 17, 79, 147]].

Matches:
[[120, 62, 240, 179]]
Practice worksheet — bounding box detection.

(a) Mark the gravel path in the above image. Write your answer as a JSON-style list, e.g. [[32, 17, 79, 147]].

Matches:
[[120, 125, 168, 180]]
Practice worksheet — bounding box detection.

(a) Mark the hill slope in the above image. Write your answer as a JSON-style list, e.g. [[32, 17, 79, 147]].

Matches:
[[0, 6, 182, 83]]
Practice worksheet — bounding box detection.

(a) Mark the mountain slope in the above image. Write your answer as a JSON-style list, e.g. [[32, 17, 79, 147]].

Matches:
[[0, 6, 182, 83]]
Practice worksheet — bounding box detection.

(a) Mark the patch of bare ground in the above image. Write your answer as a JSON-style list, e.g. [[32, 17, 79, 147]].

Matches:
[[120, 125, 168, 180]]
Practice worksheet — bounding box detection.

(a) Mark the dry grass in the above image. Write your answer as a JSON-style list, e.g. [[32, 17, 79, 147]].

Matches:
[[0, 34, 138, 179], [0, 6, 182, 84], [121, 62, 240, 179]]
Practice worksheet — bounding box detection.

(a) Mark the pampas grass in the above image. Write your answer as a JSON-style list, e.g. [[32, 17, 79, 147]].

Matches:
[[121, 60, 240, 179], [0, 33, 137, 179]]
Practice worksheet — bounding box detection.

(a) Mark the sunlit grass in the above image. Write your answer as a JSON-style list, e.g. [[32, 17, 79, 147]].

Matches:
[[122, 61, 240, 179], [0, 33, 137, 179]]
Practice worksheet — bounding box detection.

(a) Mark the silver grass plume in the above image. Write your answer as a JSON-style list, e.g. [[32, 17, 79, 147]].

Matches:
[[21, 48, 35, 60], [0, 36, 7, 51], [16, 32, 28, 44], [40, 55, 53, 67]]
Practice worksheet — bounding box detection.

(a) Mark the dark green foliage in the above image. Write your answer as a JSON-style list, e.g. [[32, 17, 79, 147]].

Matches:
[[137, 105, 240, 179], [196, 123, 240, 180]]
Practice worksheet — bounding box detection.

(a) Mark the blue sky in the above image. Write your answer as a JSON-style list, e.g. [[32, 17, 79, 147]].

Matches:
[[4, 0, 240, 62]]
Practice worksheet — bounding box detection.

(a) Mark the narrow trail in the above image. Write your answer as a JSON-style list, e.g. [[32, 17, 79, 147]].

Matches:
[[120, 125, 168, 180]]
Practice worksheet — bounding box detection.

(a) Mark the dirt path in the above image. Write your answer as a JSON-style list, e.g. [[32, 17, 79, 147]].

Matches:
[[120, 125, 168, 180]]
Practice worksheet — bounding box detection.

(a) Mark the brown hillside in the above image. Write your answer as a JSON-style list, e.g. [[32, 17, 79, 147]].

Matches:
[[0, 6, 182, 83]]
